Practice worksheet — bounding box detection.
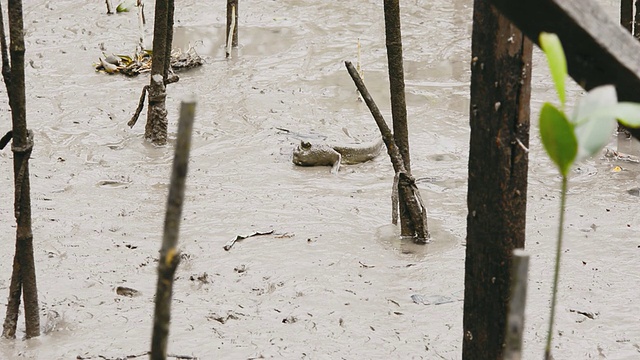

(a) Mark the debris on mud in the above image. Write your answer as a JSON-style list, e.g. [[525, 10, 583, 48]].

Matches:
[[189, 272, 210, 284], [95, 46, 203, 76], [223, 229, 275, 251], [116, 286, 141, 297], [76, 352, 198, 359], [603, 147, 640, 163], [569, 308, 598, 320], [207, 311, 242, 324], [411, 293, 462, 306]]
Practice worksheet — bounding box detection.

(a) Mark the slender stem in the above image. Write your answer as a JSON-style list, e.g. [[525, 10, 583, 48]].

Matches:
[[544, 175, 568, 360]]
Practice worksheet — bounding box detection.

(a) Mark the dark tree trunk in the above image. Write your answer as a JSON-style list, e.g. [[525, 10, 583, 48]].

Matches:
[[462, 1, 532, 359], [0, 0, 40, 339], [383, 0, 414, 237], [145, 0, 171, 145], [622, 0, 633, 32], [150, 100, 195, 360]]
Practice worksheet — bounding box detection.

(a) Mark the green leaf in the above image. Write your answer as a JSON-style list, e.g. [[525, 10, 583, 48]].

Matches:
[[571, 85, 617, 160], [539, 33, 567, 108], [609, 102, 640, 128], [571, 85, 617, 125], [539, 103, 577, 176], [574, 115, 616, 161], [116, 0, 134, 12], [116, 4, 130, 12]]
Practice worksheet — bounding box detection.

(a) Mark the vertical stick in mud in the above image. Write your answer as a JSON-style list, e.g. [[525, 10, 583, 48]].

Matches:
[[136, 0, 145, 50], [383, 0, 413, 237], [226, 0, 238, 48], [163, 0, 174, 78], [504, 250, 530, 360], [634, 1, 640, 40], [145, 0, 170, 145], [150, 98, 196, 360], [0, 0, 40, 339], [462, 2, 532, 359]]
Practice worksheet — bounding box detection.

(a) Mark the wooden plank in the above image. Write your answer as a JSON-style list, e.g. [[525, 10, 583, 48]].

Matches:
[[489, 0, 640, 140], [462, 1, 532, 358]]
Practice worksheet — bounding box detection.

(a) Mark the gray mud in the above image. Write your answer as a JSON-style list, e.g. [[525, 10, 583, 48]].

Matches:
[[0, 0, 638, 359]]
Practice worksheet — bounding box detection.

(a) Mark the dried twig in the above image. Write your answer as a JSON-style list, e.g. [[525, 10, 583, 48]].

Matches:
[[128, 85, 149, 128], [223, 230, 275, 251]]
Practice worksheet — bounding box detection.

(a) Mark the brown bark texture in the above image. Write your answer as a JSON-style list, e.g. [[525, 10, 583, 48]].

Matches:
[[0, 0, 40, 339], [145, 0, 170, 145], [462, 2, 532, 359], [150, 99, 196, 360], [345, 61, 429, 243], [383, 0, 414, 236], [226, 0, 238, 47]]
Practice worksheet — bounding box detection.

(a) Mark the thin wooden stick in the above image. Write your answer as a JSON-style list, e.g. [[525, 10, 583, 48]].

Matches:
[[345, 60, 430, 243], [226, 4, 236, 58], [150, 97, 196, 359]]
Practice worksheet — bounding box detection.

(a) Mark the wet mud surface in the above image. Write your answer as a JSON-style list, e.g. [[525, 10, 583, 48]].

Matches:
[[0, 0, 638, 359]]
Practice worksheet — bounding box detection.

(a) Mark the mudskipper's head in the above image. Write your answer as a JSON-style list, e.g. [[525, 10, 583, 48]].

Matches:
[[292, 140, 315, 166]]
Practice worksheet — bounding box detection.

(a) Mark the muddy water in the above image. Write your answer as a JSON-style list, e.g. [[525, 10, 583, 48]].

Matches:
[[0, 0, 638, 359]]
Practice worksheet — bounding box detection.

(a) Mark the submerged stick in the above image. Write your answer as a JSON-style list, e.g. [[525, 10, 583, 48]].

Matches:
[[504, 249, 530, 360], [150, 97, 196, 360]]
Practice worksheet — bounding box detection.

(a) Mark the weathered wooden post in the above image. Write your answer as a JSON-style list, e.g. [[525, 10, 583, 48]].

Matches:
[[462, 0, 532, 358], [150, 97, 196, 360]]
